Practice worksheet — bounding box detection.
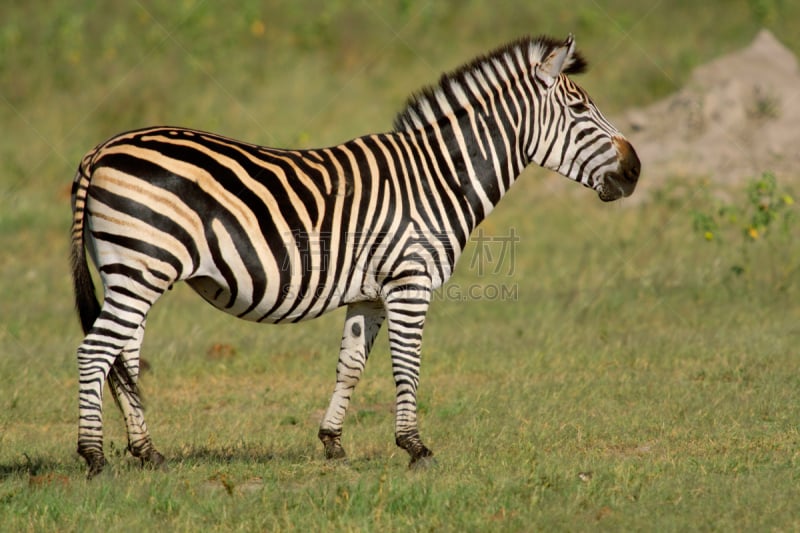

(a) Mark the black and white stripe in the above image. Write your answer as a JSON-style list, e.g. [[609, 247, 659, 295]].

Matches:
[[71, 34, 640, 478]]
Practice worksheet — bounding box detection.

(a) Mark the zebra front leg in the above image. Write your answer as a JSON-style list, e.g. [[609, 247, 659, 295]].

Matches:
[[107, 321, 166, 471], [384, 282, 435, 467], [319, 300, 385, 460]]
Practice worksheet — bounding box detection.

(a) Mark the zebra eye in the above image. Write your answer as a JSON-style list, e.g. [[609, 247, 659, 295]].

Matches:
[[570, 102, 590, 114]]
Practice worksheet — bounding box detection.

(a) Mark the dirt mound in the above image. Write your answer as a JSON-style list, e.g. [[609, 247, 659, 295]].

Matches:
[[622, 30, 800, 190]]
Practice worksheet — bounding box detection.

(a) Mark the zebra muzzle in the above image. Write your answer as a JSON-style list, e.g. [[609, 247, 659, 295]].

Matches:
[[598, 137, 641, 202]]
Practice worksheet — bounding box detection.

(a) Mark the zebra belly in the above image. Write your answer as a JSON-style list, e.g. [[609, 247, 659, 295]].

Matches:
[[185, 274, 365, 324]]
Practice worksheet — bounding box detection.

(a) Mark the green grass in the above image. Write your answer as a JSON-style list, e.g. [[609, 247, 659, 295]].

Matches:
[[2, 1, 800, 531]]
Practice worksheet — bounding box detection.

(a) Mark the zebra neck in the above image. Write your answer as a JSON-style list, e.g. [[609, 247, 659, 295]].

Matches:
[[414, 112, 528, 235]]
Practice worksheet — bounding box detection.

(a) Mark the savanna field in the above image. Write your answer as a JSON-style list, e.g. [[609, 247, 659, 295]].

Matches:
[[1, 2, 799, 531]]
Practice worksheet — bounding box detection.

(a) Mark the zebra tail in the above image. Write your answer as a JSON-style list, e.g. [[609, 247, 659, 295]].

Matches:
[[70, 161, 101, 335]]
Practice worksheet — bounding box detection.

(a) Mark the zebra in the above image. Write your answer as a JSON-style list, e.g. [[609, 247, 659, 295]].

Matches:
[[70, 34, 640, 478]]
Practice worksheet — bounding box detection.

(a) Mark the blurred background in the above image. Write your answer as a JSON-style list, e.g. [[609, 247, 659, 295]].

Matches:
[[1, 3, 799, 527], [2, 0, 798, 390], [2, 0, 799, 419], [2, 1, 798, 186]]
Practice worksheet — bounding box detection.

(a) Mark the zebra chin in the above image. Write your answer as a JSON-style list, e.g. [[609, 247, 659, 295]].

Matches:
[[596, 173, 636, 202], [596, 137, 641, 202]]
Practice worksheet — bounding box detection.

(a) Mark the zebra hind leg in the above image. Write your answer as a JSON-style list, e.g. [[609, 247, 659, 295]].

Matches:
[[107, 321, 166, 471], [77, 287, 164, 479], [318, 301, 385, 460]]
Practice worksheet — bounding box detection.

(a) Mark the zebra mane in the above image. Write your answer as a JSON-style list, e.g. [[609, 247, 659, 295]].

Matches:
[[393, 35, 588, 132]]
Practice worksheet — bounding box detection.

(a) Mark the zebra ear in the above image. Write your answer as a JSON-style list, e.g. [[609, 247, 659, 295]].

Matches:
[[538, 34, 576, 88]]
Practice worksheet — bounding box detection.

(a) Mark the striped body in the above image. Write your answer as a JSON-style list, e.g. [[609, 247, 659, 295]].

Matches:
[[71, 35, 640, 478], [76, 127, 470, 324]]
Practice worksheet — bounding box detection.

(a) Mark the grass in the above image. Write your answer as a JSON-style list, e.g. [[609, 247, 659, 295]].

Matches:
[[2, 1, 800, 531]]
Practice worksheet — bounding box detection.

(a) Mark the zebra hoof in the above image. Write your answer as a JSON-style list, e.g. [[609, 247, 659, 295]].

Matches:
[[140, 449, 168, 472], [319, 430, 347, 460], [323, 442, 347, 461], [408, 447, 435, 470], [409, 455, 437, 470], [84, 455, 108, 480]]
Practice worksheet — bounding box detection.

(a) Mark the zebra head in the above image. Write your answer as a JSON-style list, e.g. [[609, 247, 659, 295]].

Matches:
[[529, 35, 640, 201]]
